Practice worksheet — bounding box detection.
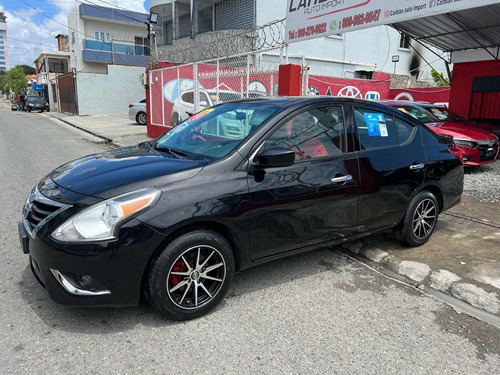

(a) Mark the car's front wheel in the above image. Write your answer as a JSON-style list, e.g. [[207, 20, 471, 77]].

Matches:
[[136, 112, 147, 125], [147, 230, 235, 320], [394, 191, 439, 246]]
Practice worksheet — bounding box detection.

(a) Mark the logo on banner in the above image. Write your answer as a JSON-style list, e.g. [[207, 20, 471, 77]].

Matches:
[[429, 0, 437, 8], [330, 20, 337, 31], [337, 86, 362, 98], [365, 91, 380, 100]]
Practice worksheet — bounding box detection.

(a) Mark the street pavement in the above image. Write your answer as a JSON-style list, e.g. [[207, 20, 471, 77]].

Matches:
[[3, 97, 500, 318], [1, 101, 500, 374]]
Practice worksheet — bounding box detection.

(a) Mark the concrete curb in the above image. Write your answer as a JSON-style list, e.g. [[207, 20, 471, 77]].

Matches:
[[340, 241, 500, 317], [46, 114, 125, 148]]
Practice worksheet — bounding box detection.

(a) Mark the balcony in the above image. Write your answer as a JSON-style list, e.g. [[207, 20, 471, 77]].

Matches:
[[83, 40, 150, 67]]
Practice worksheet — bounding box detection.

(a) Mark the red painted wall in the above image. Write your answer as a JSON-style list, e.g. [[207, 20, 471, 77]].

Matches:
[[449, 60, 500, 120]]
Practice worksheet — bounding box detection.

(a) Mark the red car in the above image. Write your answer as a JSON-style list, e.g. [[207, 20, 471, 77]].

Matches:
[[419, 104, 500, 139], [381, 102, 499, 166]]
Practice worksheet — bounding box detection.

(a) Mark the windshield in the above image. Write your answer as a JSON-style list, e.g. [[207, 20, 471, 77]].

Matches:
[[155, 102, 279, 160], [393, 105, 441, 124], [426, 106, 466, 122], [28, 96, 44, 103], [208, 92, 242, 104]]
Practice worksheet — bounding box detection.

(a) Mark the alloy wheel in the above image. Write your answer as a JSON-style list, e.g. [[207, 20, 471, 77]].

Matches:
[[412, 198, 437, 239], [167, 245, 226, 310]]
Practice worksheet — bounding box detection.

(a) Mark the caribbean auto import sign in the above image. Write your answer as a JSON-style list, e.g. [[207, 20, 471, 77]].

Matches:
[[285, 0, 499, 43]]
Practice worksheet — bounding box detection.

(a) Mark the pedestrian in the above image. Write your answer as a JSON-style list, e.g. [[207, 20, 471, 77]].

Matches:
[[19, 91, 26, 112]]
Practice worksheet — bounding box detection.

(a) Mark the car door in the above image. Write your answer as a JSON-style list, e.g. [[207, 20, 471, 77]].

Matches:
[[248, 104, 360, 260], [350, 104, 427, 232]]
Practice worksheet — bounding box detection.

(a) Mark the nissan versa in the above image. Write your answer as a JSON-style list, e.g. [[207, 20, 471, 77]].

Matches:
[[19, 97, 464, 320]]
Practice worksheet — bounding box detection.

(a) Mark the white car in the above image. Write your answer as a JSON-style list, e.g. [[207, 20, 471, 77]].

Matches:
[[129, 98, 147, 125], [171, 89, 266, 125]]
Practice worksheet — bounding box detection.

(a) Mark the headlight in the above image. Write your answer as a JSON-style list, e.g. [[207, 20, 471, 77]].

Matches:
[[453, 139, 477, 148], [51, 188, 161, 242]]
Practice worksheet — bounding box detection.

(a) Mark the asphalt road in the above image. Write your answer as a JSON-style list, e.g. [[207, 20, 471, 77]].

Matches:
[[1, 109, 500, 374]]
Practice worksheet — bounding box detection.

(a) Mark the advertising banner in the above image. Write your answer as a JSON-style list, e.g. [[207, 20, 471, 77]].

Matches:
[[285, 0, 499, 43]]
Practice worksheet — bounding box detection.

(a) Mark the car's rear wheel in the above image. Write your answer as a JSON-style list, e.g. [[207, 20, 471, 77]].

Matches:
[[136, 112, 147, 125], [147, 230, 234, 320], [394, 191, 438, 246]]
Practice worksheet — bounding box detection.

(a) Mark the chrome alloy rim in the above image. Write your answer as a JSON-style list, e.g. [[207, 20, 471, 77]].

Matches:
[[166, 245, 226, 310], [412, 198, 437, 239]]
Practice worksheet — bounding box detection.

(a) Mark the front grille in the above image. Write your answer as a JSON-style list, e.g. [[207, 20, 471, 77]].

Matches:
[[23, 186, 71, 238], [477, 144, 499, 161], [475, 139, 499, 162]]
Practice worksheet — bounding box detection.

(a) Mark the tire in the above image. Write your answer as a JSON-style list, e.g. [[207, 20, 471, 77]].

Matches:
[[171, 112, 179, 126], [147, 229, 235, 320], [136, 112, 147, 125], [394, 191, 439, 246], [27, 108, 31, 113]]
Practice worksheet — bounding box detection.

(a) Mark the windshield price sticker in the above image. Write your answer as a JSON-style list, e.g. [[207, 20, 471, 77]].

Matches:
[[365, 113, 388, 137], [189, 108, 214, 121]]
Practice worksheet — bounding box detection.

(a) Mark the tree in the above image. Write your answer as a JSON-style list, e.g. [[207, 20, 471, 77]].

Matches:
[[15, 64, 36, 76], [6, 67, 29, 94], [431, 69, 451, 87], [0, 74, 7, 95]]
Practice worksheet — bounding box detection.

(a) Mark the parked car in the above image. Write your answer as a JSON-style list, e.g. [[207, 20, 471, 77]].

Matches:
[[381, 101, 499, 166], [19, 97, 463, 320], [129, 98, 147, 125], [171, 89, 265, 125], [26, 95, 50, 112], [418, 103, 500, 139]]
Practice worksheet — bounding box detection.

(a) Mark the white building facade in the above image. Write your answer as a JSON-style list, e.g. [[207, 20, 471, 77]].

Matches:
[[66, 4, 154, 115]]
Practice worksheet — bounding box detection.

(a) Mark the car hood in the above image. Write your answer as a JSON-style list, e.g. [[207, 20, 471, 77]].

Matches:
[[426, 121, 497, 140], [50, 144, 206, 199]]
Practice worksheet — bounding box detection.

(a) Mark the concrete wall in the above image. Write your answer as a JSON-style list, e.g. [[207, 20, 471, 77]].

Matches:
[[76, 65, 146, 115]]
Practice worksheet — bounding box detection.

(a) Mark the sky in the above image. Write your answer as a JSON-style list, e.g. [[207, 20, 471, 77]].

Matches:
[[0, 0, 150, 68]]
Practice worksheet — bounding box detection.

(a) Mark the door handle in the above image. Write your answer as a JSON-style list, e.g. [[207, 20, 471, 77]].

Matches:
[[409, 163, 425, 170], [331, 175, 352, 183]]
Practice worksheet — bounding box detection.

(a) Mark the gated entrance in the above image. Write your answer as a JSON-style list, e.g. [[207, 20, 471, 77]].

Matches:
[[56, 71, 78, 115]]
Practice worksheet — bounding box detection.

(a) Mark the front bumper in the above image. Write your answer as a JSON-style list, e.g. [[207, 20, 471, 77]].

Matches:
[[456, 144, 499, 166], [19, 218, 166, 307]]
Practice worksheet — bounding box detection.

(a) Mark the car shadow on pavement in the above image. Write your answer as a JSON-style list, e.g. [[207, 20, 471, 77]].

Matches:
[[17, 246, 369, 332]]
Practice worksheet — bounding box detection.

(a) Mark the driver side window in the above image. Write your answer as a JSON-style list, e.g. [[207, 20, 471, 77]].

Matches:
[[265, 106, 346, 161]]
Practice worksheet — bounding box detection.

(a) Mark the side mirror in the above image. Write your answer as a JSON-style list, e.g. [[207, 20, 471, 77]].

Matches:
[[255, 146, 295, 168]]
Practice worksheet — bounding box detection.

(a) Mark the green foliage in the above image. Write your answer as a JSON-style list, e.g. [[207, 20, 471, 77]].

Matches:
[[431, 69, 452, 87], [6, 67, 29, 94], [0, 74, 7, 95], [15, 64, 36, 76]]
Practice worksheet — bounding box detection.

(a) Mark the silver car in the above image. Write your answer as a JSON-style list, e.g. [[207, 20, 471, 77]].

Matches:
[[129, 98, 147, 125]]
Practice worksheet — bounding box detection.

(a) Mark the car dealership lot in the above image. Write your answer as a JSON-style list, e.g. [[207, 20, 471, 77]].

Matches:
[[1, 104, 499, 373]]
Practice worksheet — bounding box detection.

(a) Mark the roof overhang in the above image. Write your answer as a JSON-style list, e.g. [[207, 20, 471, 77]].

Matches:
[[391, 3, 500, 62]]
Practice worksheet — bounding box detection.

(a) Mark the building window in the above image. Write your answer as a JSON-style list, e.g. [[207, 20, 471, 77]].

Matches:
[[94, 31, 111, 42], [399, 32, 411, 49], [135, 36, 149, 55], [72, 32, 75, 44]]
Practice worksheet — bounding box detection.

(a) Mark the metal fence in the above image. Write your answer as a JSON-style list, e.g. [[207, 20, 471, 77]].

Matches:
[[149, 47, 298, 128]]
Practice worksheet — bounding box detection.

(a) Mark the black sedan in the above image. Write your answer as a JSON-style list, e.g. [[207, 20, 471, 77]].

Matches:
[[19, 97, 464, 320], [26, 95, 50, 112]]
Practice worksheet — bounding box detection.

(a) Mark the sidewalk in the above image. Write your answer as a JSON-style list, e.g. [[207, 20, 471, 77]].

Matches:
[[48, 112, 151, 147], [41, 108, 500, 319]]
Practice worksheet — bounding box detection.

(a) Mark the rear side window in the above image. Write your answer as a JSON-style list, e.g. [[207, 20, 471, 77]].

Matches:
[[354, 108, 398, 150], [394, 118, 415, 144], [265, 106, 346, 161]]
